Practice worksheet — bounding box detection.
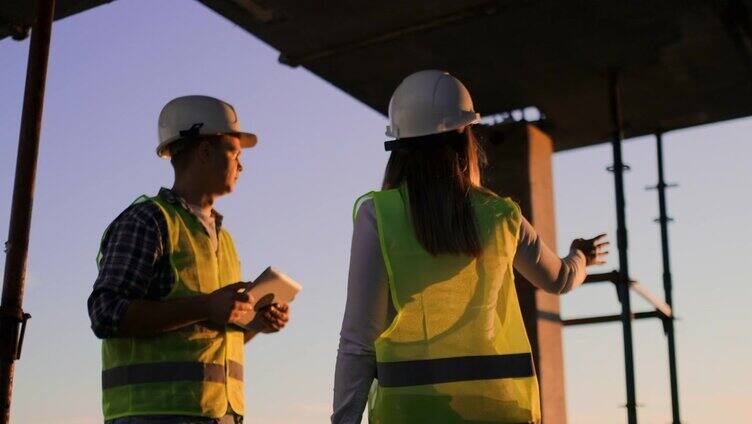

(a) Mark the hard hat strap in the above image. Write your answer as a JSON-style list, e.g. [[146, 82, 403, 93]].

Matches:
[[384, 130, 464, 151], [179, 122, 205, 139]]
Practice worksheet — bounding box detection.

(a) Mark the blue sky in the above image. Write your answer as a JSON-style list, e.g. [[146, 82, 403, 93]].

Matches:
[[0, 1, 749, 422]]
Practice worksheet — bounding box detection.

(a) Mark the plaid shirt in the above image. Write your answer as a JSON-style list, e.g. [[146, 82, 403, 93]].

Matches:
[[87, 188, 223, 338]]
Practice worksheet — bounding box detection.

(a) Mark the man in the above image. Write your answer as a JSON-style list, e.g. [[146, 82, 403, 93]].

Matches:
[[88, 95, 290, 424]]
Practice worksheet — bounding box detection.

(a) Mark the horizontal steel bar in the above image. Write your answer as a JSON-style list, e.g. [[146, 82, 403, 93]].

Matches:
[[562, 310, 663, 326], [584, 270, 620, 284], [581, 274, 673, 317]]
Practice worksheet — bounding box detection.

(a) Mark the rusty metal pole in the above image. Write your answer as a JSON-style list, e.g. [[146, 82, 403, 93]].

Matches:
[[607, 70, 638, 424], [0, 0, 56, 422], [654, 132, 682, 424]]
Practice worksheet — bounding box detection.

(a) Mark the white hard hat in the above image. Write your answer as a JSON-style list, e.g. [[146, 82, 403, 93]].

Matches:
[[157, 95, 257, 158], [385, 70, 481, 142]]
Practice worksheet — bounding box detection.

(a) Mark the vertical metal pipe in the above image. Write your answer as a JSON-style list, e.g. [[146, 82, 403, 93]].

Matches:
[[0, 0, 56, 422], [608, 70, 638, 424], [655, 132, 682, 424]]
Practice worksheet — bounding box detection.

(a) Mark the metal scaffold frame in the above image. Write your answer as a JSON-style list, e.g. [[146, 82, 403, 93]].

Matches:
[[560, 71, 682, 424], [0, 0, 55, 423]]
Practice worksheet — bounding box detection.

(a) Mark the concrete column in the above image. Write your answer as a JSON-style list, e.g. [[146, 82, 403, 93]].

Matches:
[[480, 122, 566, 424]]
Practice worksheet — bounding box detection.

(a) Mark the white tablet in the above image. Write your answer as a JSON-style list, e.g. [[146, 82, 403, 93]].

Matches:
[[231, 266, 301, 330]]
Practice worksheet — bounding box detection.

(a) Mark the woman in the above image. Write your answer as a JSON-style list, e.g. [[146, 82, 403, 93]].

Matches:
[[332, 70, 608, 424]]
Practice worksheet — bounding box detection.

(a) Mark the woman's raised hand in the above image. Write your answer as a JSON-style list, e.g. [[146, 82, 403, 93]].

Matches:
[[570, 234, 609, 266]]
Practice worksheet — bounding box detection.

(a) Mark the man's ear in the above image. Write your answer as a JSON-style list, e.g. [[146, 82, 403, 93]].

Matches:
[[196, 139, 213, 163]]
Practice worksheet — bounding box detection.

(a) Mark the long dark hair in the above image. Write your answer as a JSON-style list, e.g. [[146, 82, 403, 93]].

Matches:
[[382, 127, 487, 257]]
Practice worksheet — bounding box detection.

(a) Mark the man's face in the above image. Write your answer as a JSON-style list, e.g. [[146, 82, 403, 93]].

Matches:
[[203, 135, 243, 195]]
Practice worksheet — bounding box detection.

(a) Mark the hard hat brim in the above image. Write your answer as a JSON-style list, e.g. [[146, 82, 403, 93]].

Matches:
[[238, 132, 258, 149], [386, 112, 481, 139], [156, 131, 258, 158]]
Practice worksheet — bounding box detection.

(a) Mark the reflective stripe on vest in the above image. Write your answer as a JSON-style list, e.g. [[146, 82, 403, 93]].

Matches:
[[365, 187, 542, 423], [102, 361, 244, 390], [376, 353, 534, 388]]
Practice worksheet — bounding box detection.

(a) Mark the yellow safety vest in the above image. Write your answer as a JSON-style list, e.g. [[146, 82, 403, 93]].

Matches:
[[99, 195, 245, 420], [362, 186, 541, 423]]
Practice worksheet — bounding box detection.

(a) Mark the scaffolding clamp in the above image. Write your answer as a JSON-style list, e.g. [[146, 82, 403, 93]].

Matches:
[[645, 182, 679, 190], [606, 163, 631, 173], [0, 306, 32, 360]]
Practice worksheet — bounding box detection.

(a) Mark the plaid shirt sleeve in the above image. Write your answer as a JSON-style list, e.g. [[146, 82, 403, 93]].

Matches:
[[87, 201, 168, 338]]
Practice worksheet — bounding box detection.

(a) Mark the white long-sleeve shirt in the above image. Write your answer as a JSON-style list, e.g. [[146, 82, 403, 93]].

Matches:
[[331, 199, 587, 424]]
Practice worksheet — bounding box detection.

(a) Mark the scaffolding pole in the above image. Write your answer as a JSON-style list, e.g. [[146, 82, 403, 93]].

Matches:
[[0, 0, 56, 422], [653, 132, 682, 424], [607, 70, 638, 424]]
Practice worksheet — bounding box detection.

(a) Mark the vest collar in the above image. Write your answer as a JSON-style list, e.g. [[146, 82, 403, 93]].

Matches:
[[158, 187, 224, 230]]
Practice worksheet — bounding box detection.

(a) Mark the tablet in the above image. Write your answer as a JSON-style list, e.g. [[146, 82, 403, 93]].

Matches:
[[231, 266, 302, 330]]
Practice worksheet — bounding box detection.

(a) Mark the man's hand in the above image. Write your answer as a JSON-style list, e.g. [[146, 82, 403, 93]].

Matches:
[[205, 282, 256, 325], [253, 303, 290, 333], [571, 234, 610, 266]]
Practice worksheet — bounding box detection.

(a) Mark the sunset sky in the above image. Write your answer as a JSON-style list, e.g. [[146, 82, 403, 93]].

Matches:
[[1, 1, 749, 422]]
